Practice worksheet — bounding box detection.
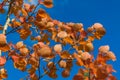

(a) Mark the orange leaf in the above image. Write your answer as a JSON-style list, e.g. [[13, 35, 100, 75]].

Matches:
[[21, 8, 28, 17], [73, 53, 84, 66], [0, 34, 10, 52], [42, 0, 53, 8], [17, 29, 31, 39], [0, 57, 6, 66]]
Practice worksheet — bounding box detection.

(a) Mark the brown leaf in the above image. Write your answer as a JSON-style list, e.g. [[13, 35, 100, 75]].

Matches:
[[41, 34, 49, 43], [42, 0, 53, 8], [84, 42, 94, 52], [37, 46, 52, 57], [73, 74, 84, 80], [30, 73, 39, 80], [37, 9, 51, 19], [60, 51, 71, 59], [48, 70, 57, 79], [62, 69, 70, 78], [21, 8, 28, 17], [63, 37, 73, 45], [17, 28, 31, 39], [0, 34, 10, 52], [0, 68, 8, 79], [80, 30, 87, 38], [73, 53, 84, 66]]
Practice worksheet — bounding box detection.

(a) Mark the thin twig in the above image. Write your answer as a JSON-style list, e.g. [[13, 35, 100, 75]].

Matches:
[[39, 58, 62, 79], [0, 0, 13, 56]]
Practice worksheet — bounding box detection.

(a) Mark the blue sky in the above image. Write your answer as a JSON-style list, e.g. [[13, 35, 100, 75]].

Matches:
[[0, 0, 120, 80], [43, 0, 120, 80]]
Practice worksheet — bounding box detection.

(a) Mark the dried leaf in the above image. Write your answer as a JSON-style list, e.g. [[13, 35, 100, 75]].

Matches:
[[17, 28, 31, 39], [73, 53, 84, 66], [48, 70, 57, 79], [37, 9, 50, 19], [37, 46, 52, 57], [0, 68, 8, 79], [73, 74, 84, 80], [63, 37, 73, 44], [42, 0, 53, 8], [80, 30, 87, 38], [20, 47, 29, 56], [0, 34, 10, 52], [60, 51, 71, 59], [21, 8, 28, 17], [62, 69, 70, 78], [30, 73, 39, 80], [84, 42, 94, 52]]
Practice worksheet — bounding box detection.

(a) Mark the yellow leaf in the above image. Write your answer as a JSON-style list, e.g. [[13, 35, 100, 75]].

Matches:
[[73, 53, 84, 66], [63, 37, 73, 44]]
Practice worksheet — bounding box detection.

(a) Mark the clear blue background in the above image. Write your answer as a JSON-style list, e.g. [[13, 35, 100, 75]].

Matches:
[[0, 0, 120, 80]]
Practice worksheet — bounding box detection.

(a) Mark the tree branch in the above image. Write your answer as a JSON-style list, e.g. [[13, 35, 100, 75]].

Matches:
[[0, 0, 12, 56]]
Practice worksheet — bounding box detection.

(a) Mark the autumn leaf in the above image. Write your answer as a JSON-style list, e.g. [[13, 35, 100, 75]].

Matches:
[[0, 68, 8, 79], [37, 46, 52, 57], [59, 60, 66, 68], [17, 28, 31, 39], [63, 37, 73, 45], [0, 57, 6, 66], [54, 44, 62, 53], [42, 0, 53, 8], [21, 8, 28, 17], [37, 9, 51, 19], [73, 53, 84, 66], [60, 51, 71, 59], [62, 69, 70, 78], [0, 34, 10, 52]]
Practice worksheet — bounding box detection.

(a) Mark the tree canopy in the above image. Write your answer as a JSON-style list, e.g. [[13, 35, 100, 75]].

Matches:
[[0, 0, 117, 80]]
